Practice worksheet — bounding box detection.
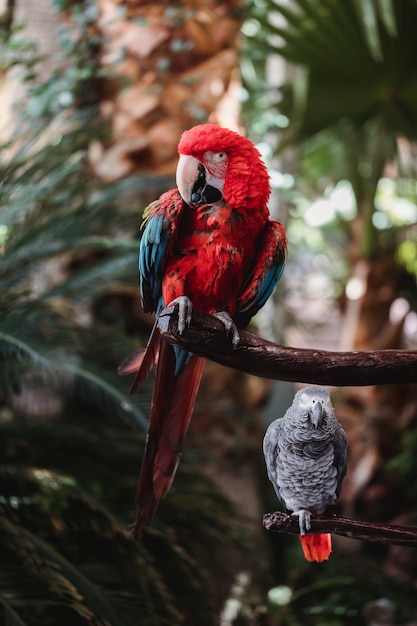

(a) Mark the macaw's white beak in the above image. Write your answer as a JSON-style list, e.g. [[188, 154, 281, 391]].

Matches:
[[176, 153, 223, 208], [176, 154, 200, 205]]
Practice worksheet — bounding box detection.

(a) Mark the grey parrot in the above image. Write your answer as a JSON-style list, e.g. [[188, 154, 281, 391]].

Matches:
[[263, 385, 347, 562]]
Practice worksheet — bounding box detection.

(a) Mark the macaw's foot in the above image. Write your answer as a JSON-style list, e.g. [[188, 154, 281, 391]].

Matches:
[[213, 311, 240, 348], [165, 296, 193, 334], [293, 509, 311, 536]]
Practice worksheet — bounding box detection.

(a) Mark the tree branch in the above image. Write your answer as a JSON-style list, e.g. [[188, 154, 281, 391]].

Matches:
[[263, 512, 417, 548], [157, 307, 417, 386]]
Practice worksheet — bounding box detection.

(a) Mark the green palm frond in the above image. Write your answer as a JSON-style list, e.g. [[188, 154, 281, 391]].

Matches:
[[242, 0, 417, 258], [353, 0, 397, 59], [0, 299, 148, 432], [0, 598, 27, 626], [0, 420, 254, 625], [45, 252, 138, 302], [0, 466, 180, 625], [0, 104, 154, 427], [0, 518, 129, 626], [244, 0, 417, 145], [1, 237, 137, 278]]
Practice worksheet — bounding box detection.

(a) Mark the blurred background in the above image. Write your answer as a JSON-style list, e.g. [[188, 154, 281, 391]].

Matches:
[[1, 1, 417, 624]]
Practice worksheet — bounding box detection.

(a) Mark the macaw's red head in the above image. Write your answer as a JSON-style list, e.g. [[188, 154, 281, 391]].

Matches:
[[176, 124, 271, 213]]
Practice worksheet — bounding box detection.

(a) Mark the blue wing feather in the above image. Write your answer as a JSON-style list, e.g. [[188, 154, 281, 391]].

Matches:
[[139, 213, 169, 313], [138, 190, 187, 314], [139, 213, 193, 375], [235, 221, 286, 326], [138, 190, 193, 375], [252, 262, 285, 313]]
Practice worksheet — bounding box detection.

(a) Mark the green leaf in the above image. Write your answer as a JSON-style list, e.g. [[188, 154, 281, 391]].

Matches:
[[0, 517, 129, 626], [376, 0, 397, 36], [0, 598, 27, 626], [353, 0, 383, 60]]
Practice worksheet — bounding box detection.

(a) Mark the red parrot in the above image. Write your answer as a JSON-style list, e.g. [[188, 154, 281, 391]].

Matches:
[[119, 123, 287, 537]]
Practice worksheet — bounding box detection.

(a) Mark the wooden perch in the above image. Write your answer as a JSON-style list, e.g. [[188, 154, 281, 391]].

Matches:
[[263, 512, 417, 548], [157, 307, 417, 386]]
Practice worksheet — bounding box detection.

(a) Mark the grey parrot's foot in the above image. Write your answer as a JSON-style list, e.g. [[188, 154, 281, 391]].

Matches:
[[213, 311, 240, 348], [167, 296, 193, 334], [293, 509, 311, 536]]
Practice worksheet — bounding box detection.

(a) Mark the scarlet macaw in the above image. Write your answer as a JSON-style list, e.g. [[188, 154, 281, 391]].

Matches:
[[263, 386, 347, 562], [120, 124, 287, 537]]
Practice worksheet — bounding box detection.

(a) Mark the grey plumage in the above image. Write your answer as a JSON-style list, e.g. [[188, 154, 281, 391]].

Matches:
[[263, 386, 347, 536]]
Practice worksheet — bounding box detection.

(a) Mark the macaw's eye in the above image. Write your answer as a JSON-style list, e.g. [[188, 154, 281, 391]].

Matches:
[[214, 151, 227, 162]]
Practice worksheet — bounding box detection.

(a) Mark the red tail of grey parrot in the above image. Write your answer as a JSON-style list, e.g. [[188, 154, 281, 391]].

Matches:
[[299, 532, 332, 562]]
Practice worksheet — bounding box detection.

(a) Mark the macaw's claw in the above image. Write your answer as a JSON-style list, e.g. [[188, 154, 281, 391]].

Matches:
[[164, 296, 193, 334], [293, 509, 311, 536], [213, 311, 240, 348]]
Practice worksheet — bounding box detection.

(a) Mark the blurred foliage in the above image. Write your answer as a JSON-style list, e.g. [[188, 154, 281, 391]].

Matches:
[[242, 0, 417, 274], [388, 427, 417, 502], [0, 412, 253, 625], [0, 0, 105, 114], [239, 1, 417, 625], [0, 3, 256, 625], [242, 0, 417, 153], [264, 555, 417, 625]]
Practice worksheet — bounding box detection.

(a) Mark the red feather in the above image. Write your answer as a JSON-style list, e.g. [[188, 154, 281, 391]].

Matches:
[[132, 339, 204, 537], [117, 349, 147, 376], [127, 325, 160, 396], [161, 202, 266, 316], [299, 533, 332, 562]]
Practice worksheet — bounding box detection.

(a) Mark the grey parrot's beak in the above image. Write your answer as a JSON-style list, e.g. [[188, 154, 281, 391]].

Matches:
[[176, 154, 223, 208], [310, 402, 323, 429]]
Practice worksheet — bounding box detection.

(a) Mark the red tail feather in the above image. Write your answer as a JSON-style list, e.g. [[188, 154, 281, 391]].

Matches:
[[118, 348, 147, 376], [127, 325, 161, 396], [133, 339, 204, 537], [299, 533, 332, 562]]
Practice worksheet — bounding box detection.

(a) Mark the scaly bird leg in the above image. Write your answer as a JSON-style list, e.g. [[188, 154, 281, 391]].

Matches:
[[158, 296, 193, 335], [293, 509, 311, 536], [212, 311, 240, 348], [158, 301, 240, 348]]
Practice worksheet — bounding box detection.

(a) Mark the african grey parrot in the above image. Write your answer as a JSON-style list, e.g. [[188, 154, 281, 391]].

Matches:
[[263, 386, 347, 562]]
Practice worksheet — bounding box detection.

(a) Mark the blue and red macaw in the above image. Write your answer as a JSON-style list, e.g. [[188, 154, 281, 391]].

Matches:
[[120, 124, 287, 537]]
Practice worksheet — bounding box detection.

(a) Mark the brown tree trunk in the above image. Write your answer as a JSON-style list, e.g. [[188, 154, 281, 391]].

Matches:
[[92, 0, 246, 180]]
